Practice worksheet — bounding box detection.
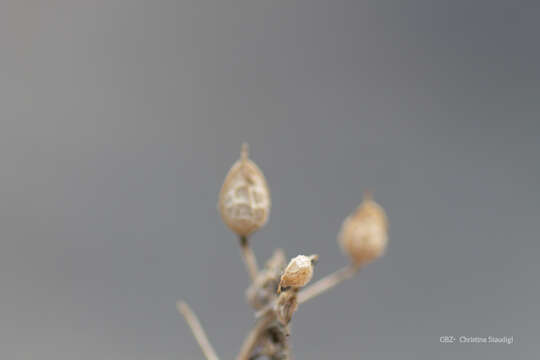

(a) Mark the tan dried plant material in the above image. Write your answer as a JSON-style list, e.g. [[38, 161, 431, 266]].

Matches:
[[278, 254, 318, 292], [338, 194, 388, 266], [181, 144, 391, 360], [219, 143, 271, 237]]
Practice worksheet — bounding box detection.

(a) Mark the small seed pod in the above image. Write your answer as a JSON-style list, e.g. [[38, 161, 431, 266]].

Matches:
[[218, 143, 271, 237], [278, 255, 317, 292], [338, 194, 388, 266]]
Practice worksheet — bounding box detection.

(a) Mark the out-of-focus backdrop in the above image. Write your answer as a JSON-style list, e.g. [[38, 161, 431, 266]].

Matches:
[[1, 1, 539, 359]]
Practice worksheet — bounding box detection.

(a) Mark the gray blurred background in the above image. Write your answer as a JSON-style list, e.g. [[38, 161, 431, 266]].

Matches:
[[1, 1, 539, 359]]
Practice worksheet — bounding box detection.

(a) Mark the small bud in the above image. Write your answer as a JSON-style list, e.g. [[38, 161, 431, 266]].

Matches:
[[338, 194, 388, 266], [278, 255, 317, 292], [219, 143, 271, 237]]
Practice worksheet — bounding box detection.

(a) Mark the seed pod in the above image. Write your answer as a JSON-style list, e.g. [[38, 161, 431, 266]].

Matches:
[[278, 255, 317, 292], [338, 194, 388, 266], [219, 143, 271, 237]]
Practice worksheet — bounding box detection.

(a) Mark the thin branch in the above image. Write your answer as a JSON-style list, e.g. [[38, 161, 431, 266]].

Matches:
[[298, 265, 359, 304], [177, 301, 220, 360], [236, 312, 276, 360], [239, 236, 259, 282]]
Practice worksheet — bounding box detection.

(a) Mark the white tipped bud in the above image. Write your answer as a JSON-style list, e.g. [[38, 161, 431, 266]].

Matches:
[[219, 143, 271, 237], [338, 194, 388, 266], [279, 255, 317, 292]]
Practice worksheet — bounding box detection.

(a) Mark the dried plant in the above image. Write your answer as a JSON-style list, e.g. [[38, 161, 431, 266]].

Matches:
[[178, 143, 388, 360]]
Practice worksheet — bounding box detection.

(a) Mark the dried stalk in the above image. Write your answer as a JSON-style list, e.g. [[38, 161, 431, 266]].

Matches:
[[246, 249, 285, 310], [298, 265, 359, 304], [239, 235, 259, 282], [179, 144, 389, 359], [177, 301, 220, 360], [236, 312, 276, 360]]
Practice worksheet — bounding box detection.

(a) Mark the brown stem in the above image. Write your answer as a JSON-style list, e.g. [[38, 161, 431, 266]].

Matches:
[[177, 301, 220, 360], [298, 265, 359, 304], [236, 312, 276, 360], [239, 236, 259, 282]]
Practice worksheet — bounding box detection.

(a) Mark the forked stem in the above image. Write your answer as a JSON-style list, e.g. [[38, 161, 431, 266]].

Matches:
[[177, 301, 220, 360], [298, 265, 360, 304]]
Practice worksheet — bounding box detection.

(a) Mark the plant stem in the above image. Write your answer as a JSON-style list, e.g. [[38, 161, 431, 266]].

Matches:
[[298, 265, 359, 304], [236, 312, 276, 360], [239, 235, 259, 282], [177, 301, 220, 360]]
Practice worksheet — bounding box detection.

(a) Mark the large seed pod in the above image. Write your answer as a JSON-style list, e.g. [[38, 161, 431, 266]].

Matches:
[[218, 143, 271, 237], [338, 194, 388, 266]]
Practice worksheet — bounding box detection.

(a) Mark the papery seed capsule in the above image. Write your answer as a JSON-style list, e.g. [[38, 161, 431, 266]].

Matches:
[[338, 194, 388, 266], [278, 255, 317, 292], [218, 143, 271, 237]]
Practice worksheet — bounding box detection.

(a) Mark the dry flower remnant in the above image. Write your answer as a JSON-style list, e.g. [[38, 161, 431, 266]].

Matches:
[[278, 254, 317, 292], [178, 144, 389, 360], [218, 143, 270, 281], [219, 143, 270, 238], [338, 193, 388, 267]]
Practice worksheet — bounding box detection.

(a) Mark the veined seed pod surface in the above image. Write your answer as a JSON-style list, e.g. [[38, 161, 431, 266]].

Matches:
[[279, 255, 316, 291], [219, 143, 271, 237], [338, 195, 388, 266]]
